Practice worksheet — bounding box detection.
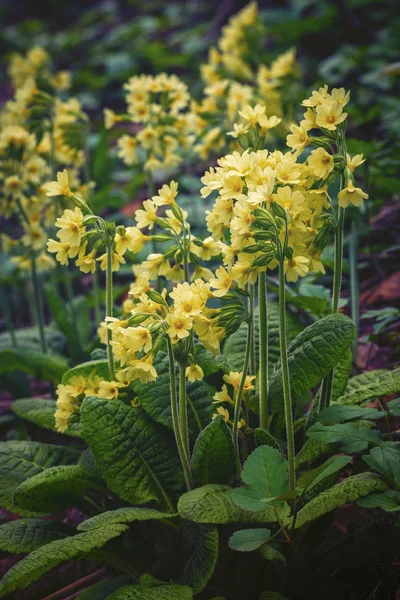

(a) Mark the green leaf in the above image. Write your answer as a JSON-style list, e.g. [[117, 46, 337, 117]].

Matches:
[[231, 446, 288, 511], [46, 286, 88, 362], [331, 348, 353, 402], [133, 352, 215, 436], [108, 585, 193, 599], [0, 525, 128, 597], [224, 305, 302, 372], [62, 359, 110, 385], [78, 507, 177, 531], [178, 485, 280, 524], [81, 397, 184, 508], [306, 422, 382, 452], [75, 576, 132, 600], [254, 429, 283, 453], [363, 445, 400, 486], [180, 523, 218, 593], [295, 438, 334, 468], [337, 368, 400, 405], [0, 519, 74, 553], [258, 544, 286, 569], [229, 528, 271, 552], [191, 416, 235, 486], [193, 343, 230, 376], [0, 441, 80, 516], [0, 326, 65, 354], [388, 398, 400, 417], [358, 491, 400, 512], [300, 455, 352, 502], [293, 473, 389, 529], [13, 464, 98, 513], [269, 314, 356, 427], [0, 348, 68, 385], [317, 404, 380, 425], [12, 398, 58, 432]]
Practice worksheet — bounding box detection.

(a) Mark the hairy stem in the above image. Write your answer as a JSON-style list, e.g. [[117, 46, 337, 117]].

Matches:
[[249, 283, 257, 377], [0, 285, 17, 348], [279, 256, 295, 491], [166, 337, 193, 491], [258, 271, 269, 429], [105, 244, 116, 380], [232, 314, 253, 474], [179, 362, 190, 461], [349, 219, 359, 364], [92, 268, 101, 325]]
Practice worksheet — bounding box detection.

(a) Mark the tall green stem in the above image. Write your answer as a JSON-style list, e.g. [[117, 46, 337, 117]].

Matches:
[[92, 268, 101, 325], [249, 284, 257, 378], [105, 244, 116, 380], [318, 202, 346, 412], [179, 363, 190, 461], [232, 315, 253, 473], [279, 257, 295, 491], [349, 220, 359, 364], [31, 254, 47, 354], [166, 338, 193, 490], [258, 271, 269, 429]]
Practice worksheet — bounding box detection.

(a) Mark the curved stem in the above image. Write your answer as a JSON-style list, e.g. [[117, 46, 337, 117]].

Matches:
[[279, 257, 295, 491], [166, 338, 193, 490], [232, 315, 253, 474], [179, 362, 190, 460], [258, 271, 269, 429], [349, 220, 359, 364], [105, 244, 116, 380]]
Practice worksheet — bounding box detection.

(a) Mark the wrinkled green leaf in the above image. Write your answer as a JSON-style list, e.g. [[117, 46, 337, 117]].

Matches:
[[180, 523, 218, 593], [307, 422, 382, 452], [78, 507, 177, 531], [0, 519, 73, 554], [229, 528, 271, 552], [191, 416, 235, 486], [337, 368, 400, 405]]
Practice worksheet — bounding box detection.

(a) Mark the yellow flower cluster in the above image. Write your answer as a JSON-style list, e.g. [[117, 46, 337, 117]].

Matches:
[[8, 46, 71, 92], [212, 370, 255, 428], [105, 74, 201, 172], [55, 372, 127, 432]]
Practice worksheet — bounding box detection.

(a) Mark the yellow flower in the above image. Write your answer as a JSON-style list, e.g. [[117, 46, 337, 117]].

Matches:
[[308, 148, 334, 179], [98, 380, 126, 400], [76, 248, 97, 273], [346, 153, 366, 173], [315, 101, 347, 131], [213, 384, 233, 404], [104, 108, 121, 130], [338, 182, 369, 208], [186, 364, 204, 382], [47, 239, 79, 265], [284, 255, 310, 282], [166, 310, 193, 344], [120, 326, 153, 354], [44, 169, 73, 198], [212, 407, 230, 422], [125, 357, 158, 383], [135, 200, 158, 230], [55, 207, 84, 246], [97, 251, 126, 272], [210, 266, 233, 298], [286, 124, 310, 153], [238, 104, 266, 127], [170, 282, 205, 316], [152, 181, 178, 207], [273, 186, 305, 216], [117, 135, 137, 165]]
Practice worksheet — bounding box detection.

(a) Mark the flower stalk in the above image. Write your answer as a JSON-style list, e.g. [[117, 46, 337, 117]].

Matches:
[[105, 242, 116, 380], [258, 271, 269, 429]]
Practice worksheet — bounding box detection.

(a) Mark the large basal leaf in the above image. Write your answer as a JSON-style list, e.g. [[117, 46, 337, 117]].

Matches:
[[317, 404, 380, 425], [358, 491, 400, 512], [223, 305, 302, 372], [0, 326, 66, 354], [75, 576, 133, 600], [80, 397, 184, 508], [306, 422, 382, 453], [231, 446, 288, 512], [178, 485, 279, 525], [191, 416, 235, 486], [293, 473, 388, 529], [337, 368, 400, 406], [254, 429, 283, 453], [180, 522, 218, 593], [0, 441, 81, 516], [13, 464, 100, 513], [0, 348, 68, 385], [0, 519, 74, 554], [62, 359, 110, 385], [133, 352, 215, 436], [78, 507, 177, 531], [259, 544, 286, 569], [295, 438, 334, 468], [108, 583, 193, 600], [269, 314, 356, 426], [193, 343, 230, 376], [0, 524, 128, 598], [228, 528, 271, 552], [331, 348, 353, 402], [46, 286, 89, 362], [362, 445, 400, 486]]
